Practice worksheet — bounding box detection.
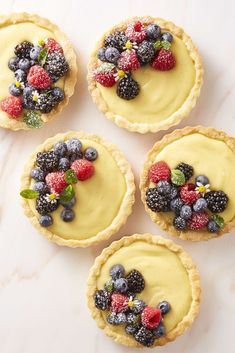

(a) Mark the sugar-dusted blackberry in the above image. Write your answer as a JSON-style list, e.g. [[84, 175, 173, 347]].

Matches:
[[126, 269, 145, 293], [125, 324, 139, 335], [126, 313, 140, 325], [173, 216, 187, 230], [205, 190, 228, 213], [14, 41, 33, 58], [22, 85, 37, 110], [104, 31, 127, 51], [146, 188, 170, 212], [116, 76, 140, 100], [137, 40, 155, 64], [107, 312, 126, 325], [93, 289, 110, 310], [134, 326, 155, 347], [131, 299, 146, 314], [45, 52, 69, 82], [36, 194, 59, 215], [36, 151, 59, 172], [176, 162, 194, 181], [37, 90, 58, 113]]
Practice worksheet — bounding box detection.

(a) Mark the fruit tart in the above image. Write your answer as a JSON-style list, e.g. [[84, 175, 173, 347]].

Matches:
[[88, 16, 203, 133], [20, 132, 135, 247], [87, 234, 200, 347], [0, 13, 77, 130]]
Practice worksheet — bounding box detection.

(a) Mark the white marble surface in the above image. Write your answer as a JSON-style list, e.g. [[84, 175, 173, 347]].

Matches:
[[0, 0, 235, 352]]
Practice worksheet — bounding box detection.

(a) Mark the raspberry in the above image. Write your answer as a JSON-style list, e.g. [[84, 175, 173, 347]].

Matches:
[[180, 183, 200, 205], [141, 306, 161, 329], [45, 38, 63, 54], [27, 65, 51, 89], [125, 21, 146, 43], [151, 49, 176, 71], [188, 212, 209, 230], [71, 159, 94, 181], [0, 96, 23, 118], [117, 49, 140, 71], [94, 63, 116, 87], [45, 171, 67, 193], [110, 293, 129, 313], [148, 161, 170, 183]]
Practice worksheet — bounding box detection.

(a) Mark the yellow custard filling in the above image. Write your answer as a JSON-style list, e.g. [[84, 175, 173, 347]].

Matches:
[[28, 139, 127, 240], [154, 133, 235, 222], [97, 35, 195, 124], [97, 240, 192, 334]]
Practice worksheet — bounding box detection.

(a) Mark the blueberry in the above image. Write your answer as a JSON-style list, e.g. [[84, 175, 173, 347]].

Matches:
[[173, 216, 187, 230], [195, 175, 209, 185], [52, 87, 65, 102], [131, 299, 146, 314], [15, 69, 27, 82], [169, 186, 178, 200], [8, 57, 19, 71], [60, 196, 76, 209], [54, 140, 67, 157], [152, 323, 166, 338], [60, 208, 75, 222], [9, 83, 22, 96], [157, 300, 171, 315], [114, 278, 128, 293], [156, 180, 171, 195], [58, 157, 70, 171], [207, 220, 219, 233], [66, 138, 82, 155], [170, 198, 183, 214], [18, 58, 31, 71], [110, 264, 125, 280], [146, 24, 161, 40], [30, 168, 45, 181], [33, 182, 48, 194], [105, 47, 120, 63], [161, 32, 173, 43], [30, 45, 41, 60], [97, 47, 106, 61], [84, 147, 98, 161], [180, 205, 192, 220], [193, 198, 208, 212], [39, 214, 53, 227]]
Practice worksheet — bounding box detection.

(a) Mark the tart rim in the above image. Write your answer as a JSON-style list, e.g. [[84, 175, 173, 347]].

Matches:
[[20, 131, 135, 247], [87, 16, 203, 134], [87, 233, 201, 348], [0, 12, 78, 131]]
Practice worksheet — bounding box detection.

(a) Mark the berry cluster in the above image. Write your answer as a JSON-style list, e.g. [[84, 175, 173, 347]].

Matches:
[[93, 264, 171, 347], [0, 39, 68, 128], [20, 138, 98, 227], [94, 21, 176, 100], [146, 161, 228, 233]]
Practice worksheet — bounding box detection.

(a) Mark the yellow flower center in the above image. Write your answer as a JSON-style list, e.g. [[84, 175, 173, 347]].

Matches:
[[15, 81, 21, 88], [125, 40, 133, 49], [32, 93, 38, 102], [48, 193, 56, 200], [38, 39, 45, 47], [128, 299, 134, 307], [117, 69, 125, 78], [198, 185, 206, 193]]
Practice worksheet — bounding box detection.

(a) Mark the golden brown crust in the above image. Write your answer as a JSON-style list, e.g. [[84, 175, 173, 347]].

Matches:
[[87, 16, 203, 133], [20, 131, 135, 247], [87, 234, 201, 348], [0, 12, 77, 131], [140, 126, 235, 241]]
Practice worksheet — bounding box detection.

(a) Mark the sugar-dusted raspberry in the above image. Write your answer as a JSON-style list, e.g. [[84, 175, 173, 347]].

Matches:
[[27, 65, 51, 89], [71, 159, 94, 181], [148, 161, 171, 183], [94, 63, 116, 87], [45, 38, 63, 54], [141, 306, 162, 329], [110, 293, 129, 313], [117, 49, 140, 72], [45, 171, 67, 193], [188, 212, 209, 230], [180, 183, 200, 205], [125, 21, 147, 43], [151, 49, 176, 71], [0, 96, 23, 118]]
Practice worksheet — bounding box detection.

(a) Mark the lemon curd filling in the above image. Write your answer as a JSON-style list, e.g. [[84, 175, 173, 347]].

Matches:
[[97, 35, 196, 124], [154, 133, 235, 222], [97, 240, 192, 334], [28, 139, 127, 240]]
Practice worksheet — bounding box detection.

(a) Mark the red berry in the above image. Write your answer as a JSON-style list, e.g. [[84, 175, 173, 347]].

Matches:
[[0, 96, 23, 118], [110, 293, 129, 313], [141, 306, 162, 329], [45, 171, 67, 193], [180, 183, 199, 205], [71, 159, 94, 181], [151, 49, 176, 71], [94, 63, 116, 87], [125, 21, 146, 43], [148, 161, 171, 183], [188, 212, 209, 230], [45, 38, 63, 54], [117, 49, 140, 72], [27, 65, 51, 89]]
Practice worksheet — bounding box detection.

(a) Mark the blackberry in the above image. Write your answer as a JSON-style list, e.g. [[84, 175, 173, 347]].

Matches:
[[146, 188, 170, 212], [104, 31, 127, 51], [93, 289, 110, 310], [173, 216, 187, 230], [126, 313, 140, 325], [107, 312, 126, 325], [22, 86, 37, 110], [45, 52, 69, 82], [116, 76, 140, 100], [131, 299, 146, 314], [134, 326, 155, 347], [125, 324, 139, 335], [14, 41, 33, 58], [126, 270, 145, 293], [36, 151, 59, 172], [205, 191, 228, 213], [176, 163, 194, 181], [37, 90, 57, 113], [137, 40, 155, 64], [36, 194, 59, 215]]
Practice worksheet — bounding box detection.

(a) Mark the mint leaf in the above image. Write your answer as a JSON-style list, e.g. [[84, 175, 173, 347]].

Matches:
[[38, 47, 48, 66], [59, 185, 75, 203], [161, 40, 171, 50], [65, 169, 78, 184], [20, 189, 39, 199], [23, 111, 43, 129], [171, 169, 186, 186], [212, 214, 225, 228]]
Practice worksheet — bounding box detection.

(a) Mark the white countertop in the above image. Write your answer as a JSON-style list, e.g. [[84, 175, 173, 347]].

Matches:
[[0, 0, 235, 352]]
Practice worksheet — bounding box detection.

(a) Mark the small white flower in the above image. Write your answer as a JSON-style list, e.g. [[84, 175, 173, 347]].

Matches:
[[45, 193, 59, 203], [15, 80, 25, 89], [123, 40, 138, 50], [32, 90, 40, 103], [195, 182, 210, 196]]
